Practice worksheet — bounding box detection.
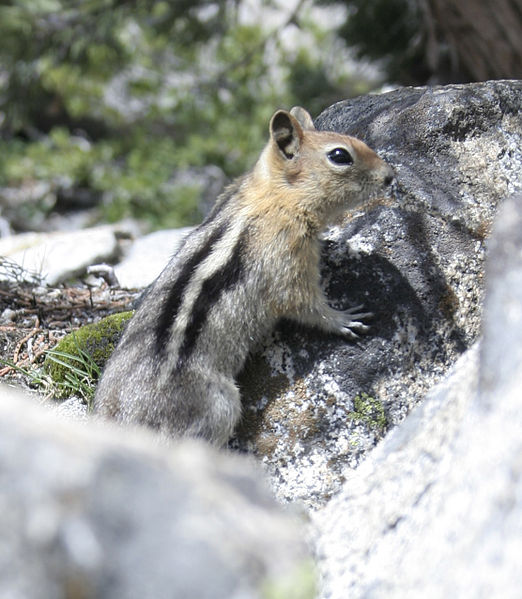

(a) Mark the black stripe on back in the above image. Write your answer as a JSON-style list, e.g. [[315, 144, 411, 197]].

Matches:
[[155, 223, 227, 353], [176, 230, 246, 369]]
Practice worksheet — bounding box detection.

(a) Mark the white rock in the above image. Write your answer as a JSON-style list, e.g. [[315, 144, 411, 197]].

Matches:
[[114, 227, 193, 289], [0, 385, 310, 599], [55, 396, 89, 421], [0, 226, 119, 286]]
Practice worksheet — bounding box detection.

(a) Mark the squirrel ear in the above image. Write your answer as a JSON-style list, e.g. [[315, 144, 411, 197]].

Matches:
[[270, 110, 303, 159], [290, 106, 315, 131]]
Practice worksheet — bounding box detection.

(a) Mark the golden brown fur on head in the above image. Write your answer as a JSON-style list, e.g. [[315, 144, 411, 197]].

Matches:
[[248, 106, 394, 230]]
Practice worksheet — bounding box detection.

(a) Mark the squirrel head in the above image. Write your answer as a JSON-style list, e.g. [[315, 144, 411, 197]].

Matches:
[[258, 106, 394, 224]]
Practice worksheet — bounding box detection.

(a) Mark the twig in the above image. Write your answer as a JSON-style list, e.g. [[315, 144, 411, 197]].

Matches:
[[13, 318, 41, 364]]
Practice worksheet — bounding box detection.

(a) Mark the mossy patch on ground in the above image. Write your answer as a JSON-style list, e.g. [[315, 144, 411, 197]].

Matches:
[[44, 311, 134, 387]]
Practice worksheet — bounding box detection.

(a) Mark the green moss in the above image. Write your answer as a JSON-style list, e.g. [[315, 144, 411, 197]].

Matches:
[[349, 392, 387, 436], [44, 311, 133, 386]]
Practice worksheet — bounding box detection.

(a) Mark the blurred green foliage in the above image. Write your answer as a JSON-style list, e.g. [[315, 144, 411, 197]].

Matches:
[[0, 0, 377, 231]]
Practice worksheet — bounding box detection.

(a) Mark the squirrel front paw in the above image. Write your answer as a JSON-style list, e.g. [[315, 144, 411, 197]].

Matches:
[[335, 304, 373, 339]]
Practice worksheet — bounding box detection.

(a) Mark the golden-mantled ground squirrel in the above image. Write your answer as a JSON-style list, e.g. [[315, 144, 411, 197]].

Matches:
[[94, 107, 394, 445]]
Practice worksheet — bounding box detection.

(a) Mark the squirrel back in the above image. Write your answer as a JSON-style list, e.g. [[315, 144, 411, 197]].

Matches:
[[94, 107, 394, 445]]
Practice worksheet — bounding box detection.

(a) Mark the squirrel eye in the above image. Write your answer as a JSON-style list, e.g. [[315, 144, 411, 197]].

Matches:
[[327, 147, 353, 165]]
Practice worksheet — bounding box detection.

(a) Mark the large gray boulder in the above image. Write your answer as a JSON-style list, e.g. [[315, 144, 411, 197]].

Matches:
[[0, 387, 312, 599], [234, 80, 522, 507], [313, 191, 522, 598]]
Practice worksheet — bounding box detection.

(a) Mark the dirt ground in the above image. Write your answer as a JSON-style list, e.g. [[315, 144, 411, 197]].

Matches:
[[0, 275, 139, 393]]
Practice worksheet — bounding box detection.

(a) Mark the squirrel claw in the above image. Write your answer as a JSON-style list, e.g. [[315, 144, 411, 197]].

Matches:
[[339, 304, 372, 339]]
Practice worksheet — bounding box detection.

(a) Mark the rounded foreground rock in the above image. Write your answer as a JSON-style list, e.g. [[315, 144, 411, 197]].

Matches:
[[0, 386, 314, 599]]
